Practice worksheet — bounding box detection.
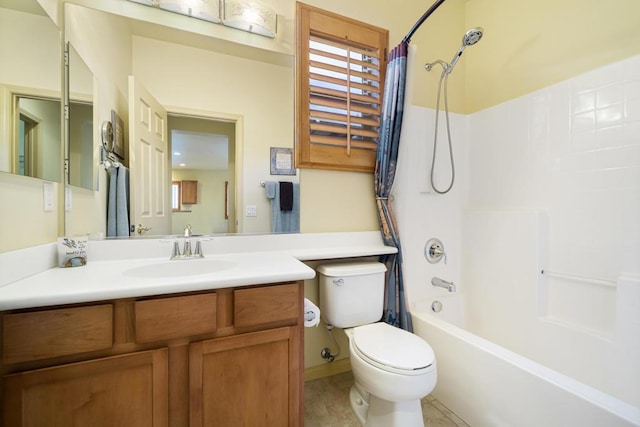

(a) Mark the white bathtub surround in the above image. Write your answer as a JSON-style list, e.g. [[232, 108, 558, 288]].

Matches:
[[394, 54, 640, 424], [412, 306, 640, 427], [392, 104, 468, 304], [460, 51, 640, 406]]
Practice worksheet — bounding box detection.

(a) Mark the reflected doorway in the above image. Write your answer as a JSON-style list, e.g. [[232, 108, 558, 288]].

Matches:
[[168, 114, 237, 235]]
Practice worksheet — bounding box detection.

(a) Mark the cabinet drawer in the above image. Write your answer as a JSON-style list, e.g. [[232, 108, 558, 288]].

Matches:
[[135, 293, 217, 343], [2, 305, 113, 364], [234, 283, 299, 328]]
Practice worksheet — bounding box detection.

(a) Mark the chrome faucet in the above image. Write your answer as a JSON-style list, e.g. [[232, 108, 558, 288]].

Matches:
[[183, 225, 192, 257], [170, 225, 204, 260], [431, 276, 456, 292]]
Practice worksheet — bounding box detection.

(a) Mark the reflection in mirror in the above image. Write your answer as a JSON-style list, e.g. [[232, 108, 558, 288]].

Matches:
[[13, 95, 61, 182], [66, 43, 95, 190], [169, 114, 236, 235], [63, 2, 296, 237], [0, 0, 61, 182]]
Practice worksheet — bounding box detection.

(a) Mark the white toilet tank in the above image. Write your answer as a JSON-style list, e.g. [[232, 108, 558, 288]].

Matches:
[[317, 262, 387, 328]]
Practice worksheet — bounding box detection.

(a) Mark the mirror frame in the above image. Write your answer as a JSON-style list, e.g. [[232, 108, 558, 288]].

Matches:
[[64, 41, 97, 191]]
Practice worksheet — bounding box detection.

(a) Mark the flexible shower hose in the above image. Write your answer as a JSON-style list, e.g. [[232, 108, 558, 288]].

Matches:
[[430, 71, 456, 194]]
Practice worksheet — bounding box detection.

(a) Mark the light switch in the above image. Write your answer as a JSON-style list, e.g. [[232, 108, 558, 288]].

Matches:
[[246, 205, 257, 217], [43, 182, 54, 211], [65, 186, 72, 211]]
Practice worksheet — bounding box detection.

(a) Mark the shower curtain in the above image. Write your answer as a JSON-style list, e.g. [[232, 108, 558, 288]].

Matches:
[[375, 42, 412, 332]]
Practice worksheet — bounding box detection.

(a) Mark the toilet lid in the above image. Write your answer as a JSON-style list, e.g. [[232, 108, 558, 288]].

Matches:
[[352, 323, 435, 373]]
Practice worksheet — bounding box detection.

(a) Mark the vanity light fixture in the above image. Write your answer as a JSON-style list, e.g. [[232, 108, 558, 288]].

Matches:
[[158, 0, 220, 23], [223, 0, 277, 38], [125, 0, 277, 38]]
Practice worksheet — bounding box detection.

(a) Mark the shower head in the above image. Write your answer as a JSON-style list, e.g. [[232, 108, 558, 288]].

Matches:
[[462, 27, 484, 47], [446, 27, 484, 74]]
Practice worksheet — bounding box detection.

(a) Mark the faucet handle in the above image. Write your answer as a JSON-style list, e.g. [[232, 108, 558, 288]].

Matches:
[[171, 240, 181, 259], [194, 240, 205, 258], [137, 224, 152, 235]]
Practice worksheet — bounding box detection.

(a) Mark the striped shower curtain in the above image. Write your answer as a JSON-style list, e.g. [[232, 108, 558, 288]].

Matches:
[[375, 42, 413, 332]]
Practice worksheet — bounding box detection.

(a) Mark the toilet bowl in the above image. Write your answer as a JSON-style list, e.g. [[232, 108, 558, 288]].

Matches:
[[317, 262, 438, 427], [346, 323, 437, 427]]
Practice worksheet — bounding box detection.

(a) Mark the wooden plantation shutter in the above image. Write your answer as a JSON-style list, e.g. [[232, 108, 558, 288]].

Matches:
[[295, 3, 389, 172]]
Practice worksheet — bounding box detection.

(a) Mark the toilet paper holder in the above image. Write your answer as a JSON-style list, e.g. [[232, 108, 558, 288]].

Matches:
[[303, 298, 320, 328]]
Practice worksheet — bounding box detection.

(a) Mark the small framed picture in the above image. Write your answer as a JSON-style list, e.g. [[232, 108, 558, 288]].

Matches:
[[270, 147, 296, 175], [111, 110, 125, 159]]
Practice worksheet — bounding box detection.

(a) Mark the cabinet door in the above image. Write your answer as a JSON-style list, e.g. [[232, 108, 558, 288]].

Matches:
[[3, 348, 168, 427], [181, 180, 197, 205], [190, 327, 301, 427]]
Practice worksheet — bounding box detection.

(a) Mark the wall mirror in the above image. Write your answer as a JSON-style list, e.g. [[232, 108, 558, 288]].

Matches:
[[66, 42, 95, 190], [63, 1, 296, 237], [0, 0, 61, 183]]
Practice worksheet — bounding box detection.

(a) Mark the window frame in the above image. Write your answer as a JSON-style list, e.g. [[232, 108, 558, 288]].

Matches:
[[295, 2, 389, 173], [171, 180, 181, 212]]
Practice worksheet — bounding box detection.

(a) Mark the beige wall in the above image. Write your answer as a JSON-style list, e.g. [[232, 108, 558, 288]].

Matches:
[[171, 169, 231, 235], [0, 7, 61, 252], [464, 0, 640, 113]]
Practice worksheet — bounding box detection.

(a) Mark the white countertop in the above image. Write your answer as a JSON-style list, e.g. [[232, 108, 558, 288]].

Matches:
[[0, 232, 397, 311], [0, 252, 315, 311]]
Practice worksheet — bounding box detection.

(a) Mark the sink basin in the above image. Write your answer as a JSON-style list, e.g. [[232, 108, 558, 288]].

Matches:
[[123, 259, 235, 278]]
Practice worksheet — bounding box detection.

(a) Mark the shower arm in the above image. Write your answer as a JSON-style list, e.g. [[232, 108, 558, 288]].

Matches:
[[402, 0, 448, 44], [425, 59, 449, 72]]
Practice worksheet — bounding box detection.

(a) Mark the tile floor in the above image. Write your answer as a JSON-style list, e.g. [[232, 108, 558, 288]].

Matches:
[[304, 371, 469, 427]]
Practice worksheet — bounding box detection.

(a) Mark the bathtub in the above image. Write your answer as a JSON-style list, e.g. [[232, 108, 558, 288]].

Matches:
[[412, 294, 640, 427]]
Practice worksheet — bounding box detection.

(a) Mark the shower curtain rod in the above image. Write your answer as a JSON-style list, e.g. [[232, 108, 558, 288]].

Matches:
[[402, 0, 448, 44]]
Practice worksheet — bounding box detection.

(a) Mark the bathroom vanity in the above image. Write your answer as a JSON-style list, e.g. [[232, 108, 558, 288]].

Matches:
[[1, 281, 304, 426], [0, 231, 397, 426]]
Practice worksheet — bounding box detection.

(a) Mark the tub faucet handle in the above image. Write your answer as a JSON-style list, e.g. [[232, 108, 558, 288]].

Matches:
[[431, 245, 447, 264], [425, 238, 447, 264]]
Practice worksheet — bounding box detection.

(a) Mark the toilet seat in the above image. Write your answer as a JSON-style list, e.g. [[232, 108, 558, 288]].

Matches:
[[351, 322, 435, 376]]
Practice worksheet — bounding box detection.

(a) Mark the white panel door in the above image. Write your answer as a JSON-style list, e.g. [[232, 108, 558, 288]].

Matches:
[[128, 76, 170, 235]]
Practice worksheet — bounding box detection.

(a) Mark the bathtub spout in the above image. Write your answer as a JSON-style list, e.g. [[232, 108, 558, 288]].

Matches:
[[432, 277, 456, 292]]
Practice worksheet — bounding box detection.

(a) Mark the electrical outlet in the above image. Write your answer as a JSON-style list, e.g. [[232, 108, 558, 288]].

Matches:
[[246, 205, 257, 217]]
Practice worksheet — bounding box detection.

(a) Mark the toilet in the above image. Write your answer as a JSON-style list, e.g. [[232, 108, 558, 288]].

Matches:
[[317, 262, 437, 427]]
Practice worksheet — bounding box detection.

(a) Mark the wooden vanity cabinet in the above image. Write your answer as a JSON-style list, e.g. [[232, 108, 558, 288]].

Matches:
[[3, 349, 169, 427], [190, 283, 302, 427], [1, 282, 304, 427]]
